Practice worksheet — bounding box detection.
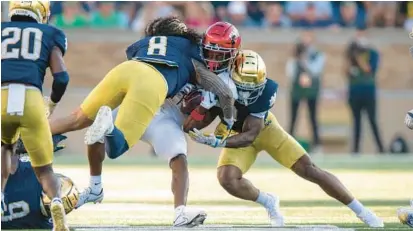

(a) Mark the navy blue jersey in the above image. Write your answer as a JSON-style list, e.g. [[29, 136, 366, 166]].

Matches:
[[1, 158, 52, 229], [1, 21, 67, 91], [126, 36, 204, 97], [216, 79, 278, 132]]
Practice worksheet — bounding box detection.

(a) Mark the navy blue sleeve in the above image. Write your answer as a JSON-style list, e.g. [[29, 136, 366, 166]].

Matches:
[[125, 42, 137, 60], [190, 44, 205, 64], [53, 28, 67, 56], [248, 80, 279, 113]]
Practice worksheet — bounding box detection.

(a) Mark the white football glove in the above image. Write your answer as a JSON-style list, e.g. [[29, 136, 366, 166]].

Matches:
[[43, 96, 57, 118], [200, 90, 218, 109], [223, 117, 235, 131], [404, 109, 413, 130], [189, 128, 226, 148]]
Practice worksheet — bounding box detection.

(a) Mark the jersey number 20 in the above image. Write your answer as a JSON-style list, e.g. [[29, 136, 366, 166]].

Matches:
[[2, 27, 43, 61], [147, 36, 167, 56]]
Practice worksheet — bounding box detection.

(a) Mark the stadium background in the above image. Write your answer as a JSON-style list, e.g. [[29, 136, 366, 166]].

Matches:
[[1, 1, 413, 230]]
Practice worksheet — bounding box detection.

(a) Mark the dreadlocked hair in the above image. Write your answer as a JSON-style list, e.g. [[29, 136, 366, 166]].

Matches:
[[145, 16, 202, 44]]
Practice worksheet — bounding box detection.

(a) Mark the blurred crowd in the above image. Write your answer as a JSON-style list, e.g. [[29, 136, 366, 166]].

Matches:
[[44, 1, 413, 31]]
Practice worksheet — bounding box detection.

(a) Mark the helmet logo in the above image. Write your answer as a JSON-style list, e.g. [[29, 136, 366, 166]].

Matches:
[[269, 92, 277, 107]]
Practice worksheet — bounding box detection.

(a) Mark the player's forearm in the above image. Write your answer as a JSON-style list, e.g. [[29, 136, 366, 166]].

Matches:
[[50, 71, 69, 103], [224, 115, 263, 148], [224, 133, 256, 148], [49, 46, 69, 103], [192, 60, 235, 119]]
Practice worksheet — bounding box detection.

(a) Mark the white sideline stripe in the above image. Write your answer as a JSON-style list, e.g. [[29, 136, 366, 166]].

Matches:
[[74, 225, 354, 231]]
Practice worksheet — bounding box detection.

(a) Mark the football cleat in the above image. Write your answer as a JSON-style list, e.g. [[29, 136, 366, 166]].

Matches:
[[50, 199, 69, 231], [173, 207, 207, 228], [75, 187, 104, 208], [265, 194, 285, 226], [84, 106, 114, 145], [357, 209, 384, 228], [397, 207, 413, 228]]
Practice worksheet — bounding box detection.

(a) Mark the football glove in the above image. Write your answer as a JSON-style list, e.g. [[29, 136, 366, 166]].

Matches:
[[43, 96, 57, 118], [189, 128, 226, 148], [223, 117, 235, 131], [16, 134, 67, 155], [404, 109, 413, 130]]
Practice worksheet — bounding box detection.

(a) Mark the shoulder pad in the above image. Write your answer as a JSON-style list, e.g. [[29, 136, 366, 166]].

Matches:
[[53, 27, 67, 56]]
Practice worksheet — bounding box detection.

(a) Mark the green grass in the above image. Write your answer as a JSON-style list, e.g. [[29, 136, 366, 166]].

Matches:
[[4, 155, 413, 231]]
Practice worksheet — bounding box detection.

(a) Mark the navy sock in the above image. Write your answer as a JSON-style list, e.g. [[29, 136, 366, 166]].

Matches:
[[105, 126, 129, 159]]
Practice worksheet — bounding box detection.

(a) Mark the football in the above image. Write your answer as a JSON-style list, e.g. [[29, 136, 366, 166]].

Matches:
[[181, 90, 203, 115]]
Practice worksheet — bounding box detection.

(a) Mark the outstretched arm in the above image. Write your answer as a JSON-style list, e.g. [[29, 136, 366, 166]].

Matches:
[[192, 59, 235, 123], [224, 115, 264, 148]]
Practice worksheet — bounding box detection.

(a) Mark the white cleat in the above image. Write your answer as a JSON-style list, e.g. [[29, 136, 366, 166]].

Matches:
[[50, 199, 69, 231], [75, 187, 104, 209], [266, 194, 285, 226], [85, 106, 114, 145], [357, 209, 384, 228], [173, 207, 207, 228]]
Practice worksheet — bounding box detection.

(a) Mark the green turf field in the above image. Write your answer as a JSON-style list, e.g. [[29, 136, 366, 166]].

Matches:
[[5, 154, 413, 231]]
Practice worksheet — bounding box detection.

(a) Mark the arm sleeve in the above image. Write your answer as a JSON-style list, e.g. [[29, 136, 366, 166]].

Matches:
[[53, 28, 68, 56]]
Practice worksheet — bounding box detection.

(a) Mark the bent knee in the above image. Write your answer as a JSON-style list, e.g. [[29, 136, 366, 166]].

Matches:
[[169, 154, 187, 169], [217, 166, 242, 191], [291, 156, 322, 181]]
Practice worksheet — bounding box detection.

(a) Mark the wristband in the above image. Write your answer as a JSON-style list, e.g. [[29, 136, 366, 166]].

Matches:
[[190, 109, 205, 121]]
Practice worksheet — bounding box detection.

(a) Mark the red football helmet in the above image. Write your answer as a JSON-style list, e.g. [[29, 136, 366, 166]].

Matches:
[[202, 22, 241, 73]]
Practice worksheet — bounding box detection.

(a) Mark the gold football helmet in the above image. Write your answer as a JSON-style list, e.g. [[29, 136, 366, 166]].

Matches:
[[397, 206, 413, 228], [40, 173, 79, 217], [9, 0, 51, 24], [231, 50, 267, 106]]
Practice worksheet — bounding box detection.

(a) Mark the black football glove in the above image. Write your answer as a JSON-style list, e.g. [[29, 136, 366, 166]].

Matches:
[[15, 134, 68, 155]]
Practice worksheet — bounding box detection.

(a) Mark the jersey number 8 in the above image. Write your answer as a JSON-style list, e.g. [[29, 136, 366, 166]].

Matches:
[[147, 36, 167, 56], [2, 27, 43, 61]]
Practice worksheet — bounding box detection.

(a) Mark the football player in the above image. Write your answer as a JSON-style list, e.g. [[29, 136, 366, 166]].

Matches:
[[1, 1, 70, 230], [2, 135, 79, 229], [188, 50, 384, 228], [48, 16, 235, 161], [71, 21, 241, 227]]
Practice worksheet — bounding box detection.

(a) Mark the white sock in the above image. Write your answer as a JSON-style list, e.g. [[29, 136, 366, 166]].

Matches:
[[90, 175, 102, 193], [255, 191, 271, 209], [347, 199, 364, 215], [175, 205, 185, 216]]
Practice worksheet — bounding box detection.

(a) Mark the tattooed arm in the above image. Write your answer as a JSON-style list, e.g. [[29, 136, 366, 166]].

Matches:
[[224, 115, 264, 148], [192, 59, 235, 121]]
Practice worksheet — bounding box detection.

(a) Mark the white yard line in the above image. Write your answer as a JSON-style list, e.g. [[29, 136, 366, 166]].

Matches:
[[74, 225, 355, 231]]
